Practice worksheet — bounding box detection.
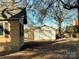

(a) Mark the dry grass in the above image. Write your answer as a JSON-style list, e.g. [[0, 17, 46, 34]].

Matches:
[[0, 38, 79, 59]]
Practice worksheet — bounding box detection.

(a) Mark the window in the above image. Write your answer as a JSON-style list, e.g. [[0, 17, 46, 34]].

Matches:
[[5, 22, 9, 37], [0, 22, 9, 37], [0, 23, 3, 35]]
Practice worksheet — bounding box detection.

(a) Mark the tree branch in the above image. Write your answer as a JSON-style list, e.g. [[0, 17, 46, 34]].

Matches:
[[60, 0, 78, 10]]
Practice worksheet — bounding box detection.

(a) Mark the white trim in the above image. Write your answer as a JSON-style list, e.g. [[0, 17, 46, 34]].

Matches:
[[3, 23, 5, 37]]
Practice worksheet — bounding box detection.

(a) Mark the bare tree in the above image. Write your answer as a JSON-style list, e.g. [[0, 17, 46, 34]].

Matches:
[[60, 0, 79, 38], [60, 0, 78, 10], [27, 0, 74, 38]]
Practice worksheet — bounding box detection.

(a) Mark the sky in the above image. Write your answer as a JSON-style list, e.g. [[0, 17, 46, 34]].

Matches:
[[0, 0, 78, 29], [26, 0, 78, 29]]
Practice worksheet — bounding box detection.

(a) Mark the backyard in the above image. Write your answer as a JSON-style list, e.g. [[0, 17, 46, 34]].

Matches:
[[0, 38, 79, 59]]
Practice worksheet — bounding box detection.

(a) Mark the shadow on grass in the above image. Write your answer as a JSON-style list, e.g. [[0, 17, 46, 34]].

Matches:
[[20, 40, 77, 51], [19, 40, 78, 59], [0, 51, 18, 56], [0, 39, 78, 59]]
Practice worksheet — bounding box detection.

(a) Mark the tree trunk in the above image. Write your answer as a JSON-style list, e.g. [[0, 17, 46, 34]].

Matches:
[[58, 23, 62, 38]]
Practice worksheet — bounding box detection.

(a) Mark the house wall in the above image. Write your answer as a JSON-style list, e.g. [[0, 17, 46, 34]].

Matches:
[[0, 21, 10, 52], [34, 29, 56, 41], [0, 20, 24, 52], [19, 20, 24, 48], [24, 25, 34, 41], [24, 26, 56, 41]]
